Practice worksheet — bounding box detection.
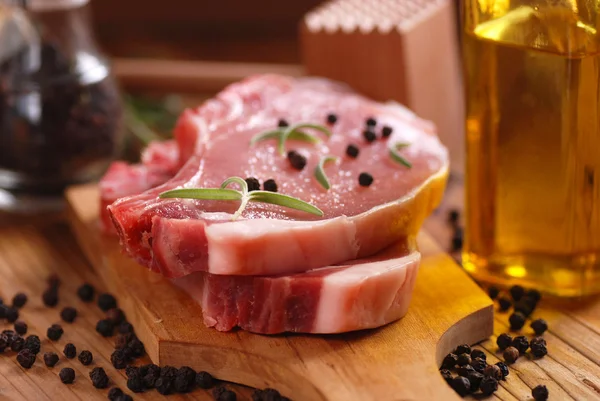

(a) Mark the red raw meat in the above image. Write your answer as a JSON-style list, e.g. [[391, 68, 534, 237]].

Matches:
[[172, 240, 420, 334], [108, 74, 448, 278]]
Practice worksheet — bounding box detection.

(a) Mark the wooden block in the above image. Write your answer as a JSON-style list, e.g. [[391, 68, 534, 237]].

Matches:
[[65, 183, 492, 401], [300, 0, 465, 174]]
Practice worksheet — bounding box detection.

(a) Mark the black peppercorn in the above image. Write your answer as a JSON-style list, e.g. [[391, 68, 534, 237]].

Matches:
[[78, 350, 93, 365], [498, 296, 512, 312], [531, 342, 548, 358], [155, 376, 174, 395], [487, 286, 500, 300], [98, 293, 117, 312], [448, 209, 460, 225], [118, 395, 133, 401], [77, 283, 95, 302], [143, 373, 157, 388], [450, 376, 471, 397], [263, 179, 278, 192], [287, 150, 307, 170], [471, 357, 487, 374], [59, 367, 75, 384], [16, 348, 36, 369], [531, 319, 548, 336], [253, 388, 284, 401], [0, 304, 6, 319], [514, 299, 535, 317], [362, 129, 376, 143], [115, 332, 134, 349], [509, 285, 525, 301], [495, 362, 509, 379], [358, 172, 373, 187], [142, 363, 160, 377], [483, 364, 503, 381], [531, 336, 547, 347], [509, 312, 526, 331], [96, 319, 115, 337], [47, 274, 60, 289], [277, 119, 289, 128], [43, 352, 59, 367], [106, 308, 125, 325], [381, 125, 393, 138], [503, 346, 520, 364], [196, 371, 215, 389], [60, 307, 77, 323], [456, 365, 475, 377], [24, 335, 41, 354], [160, 365, 178, 379], [441, 353, 458, 370], [219, 390, 237, 401], [512, 335, 529, 355], [245, 177, 260, 192], [6, 307, 19, 323], [14, 321, 27, 335], [118, 321, 134, 334], [365, 117, 377, 127], [127, 338, 145, 358], [10, 335, 24, 352], [496, 333, 513, 351], [47, 324, 64, 341], [110, 349, 129, 369], [63, 343, 76, 359], [532, 384, 549, 401], [450, 228, 463, 252], [174, 366, 196, 393], [480, 376, 498, 396], [326, 113, 337, 124], [345, 144, 359, 158], [527, 289, 542, 303], [440, 368, 453, 384], [12, 292, 27, 308], [470, 349, 486, 361], [457, 353, 471, 367], [467, 371, 484, 392], [90, 367, 110, 388], [127, 375, 145, 393], [108, 387, 123, 401], [42, 287, 58, 307], [213, 386, 226, 399], [455, 344, 472, 355]]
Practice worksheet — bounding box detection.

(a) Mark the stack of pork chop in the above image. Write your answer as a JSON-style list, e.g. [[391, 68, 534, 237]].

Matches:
[[100, 75, 449, 334]]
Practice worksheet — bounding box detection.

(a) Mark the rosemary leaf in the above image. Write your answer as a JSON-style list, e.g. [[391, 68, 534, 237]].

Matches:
[[389, 142, 412, 168], [278, 123, 333, 155], [221, 176, 249, 194], [249, 191, 323, 217], [314, 156, 339, 190], [250, 129, 322, 147], [158, 177, 323, 219], [159, 188, 242, 201]]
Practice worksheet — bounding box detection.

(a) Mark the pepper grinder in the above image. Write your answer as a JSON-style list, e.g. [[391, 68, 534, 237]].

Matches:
[[300, 0, 464, 175], [0, 0, 123, 213]]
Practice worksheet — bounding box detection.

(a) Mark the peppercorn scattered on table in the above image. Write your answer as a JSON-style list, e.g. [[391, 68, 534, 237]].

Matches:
[[1, 179, 600, 400]]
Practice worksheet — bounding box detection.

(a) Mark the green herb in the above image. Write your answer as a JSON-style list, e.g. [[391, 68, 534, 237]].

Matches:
[[314, 156, 339, 190], [250, 123, 332, 156], [389, 142, 412, 168], [159, 176, 323, 219]]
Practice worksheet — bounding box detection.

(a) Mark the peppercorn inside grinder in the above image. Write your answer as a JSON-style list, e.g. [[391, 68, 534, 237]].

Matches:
[[0, 0, 123, 212]]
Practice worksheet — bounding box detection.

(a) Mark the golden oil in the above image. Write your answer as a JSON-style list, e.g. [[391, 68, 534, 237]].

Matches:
[[462, 0, 600, 296]]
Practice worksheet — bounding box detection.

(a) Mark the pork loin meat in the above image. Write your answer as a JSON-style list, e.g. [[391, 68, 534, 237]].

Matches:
[[108, 75, 448, 278]]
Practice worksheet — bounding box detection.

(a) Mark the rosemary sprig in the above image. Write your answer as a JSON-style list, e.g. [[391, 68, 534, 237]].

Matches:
[[159, 176, 323, 219], [389, 143, 412, 168], [314, 156, 339, 190], [250, 122, 332, 156]]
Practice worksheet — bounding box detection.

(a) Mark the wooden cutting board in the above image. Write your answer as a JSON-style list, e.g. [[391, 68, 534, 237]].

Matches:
[[65, 184, 493, 401]]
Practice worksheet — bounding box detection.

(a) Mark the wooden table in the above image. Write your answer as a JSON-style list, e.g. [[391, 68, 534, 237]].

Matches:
[[2, 178, 600, 400]]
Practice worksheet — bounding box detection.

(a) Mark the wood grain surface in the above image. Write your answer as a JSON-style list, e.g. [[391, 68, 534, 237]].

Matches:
[[64, 183, 493, 401]]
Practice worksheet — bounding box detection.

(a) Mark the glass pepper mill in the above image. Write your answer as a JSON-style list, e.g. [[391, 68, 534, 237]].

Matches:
[[0, 0, 123, 212]]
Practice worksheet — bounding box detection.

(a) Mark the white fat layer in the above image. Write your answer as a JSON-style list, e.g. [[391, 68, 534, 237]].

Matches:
[[313, 251, 420, 333]]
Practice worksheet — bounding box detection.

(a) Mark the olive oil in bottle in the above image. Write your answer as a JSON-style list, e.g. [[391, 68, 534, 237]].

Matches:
[[462, 1, 600, 296]]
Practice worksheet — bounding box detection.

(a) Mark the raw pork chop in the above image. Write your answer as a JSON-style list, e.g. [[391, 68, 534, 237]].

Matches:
[[99, 140, 179, 232], [172, 241, 420, 334], [108, 74, 448, 278]]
